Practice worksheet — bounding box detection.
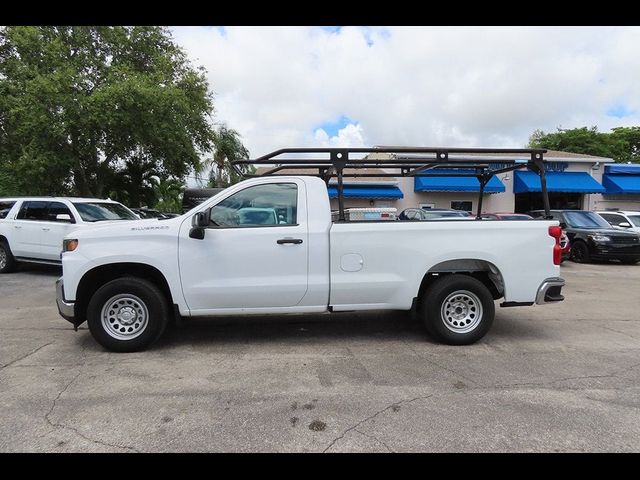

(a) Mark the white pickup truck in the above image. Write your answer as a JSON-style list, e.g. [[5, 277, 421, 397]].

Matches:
[[55, 147, 565, 352]]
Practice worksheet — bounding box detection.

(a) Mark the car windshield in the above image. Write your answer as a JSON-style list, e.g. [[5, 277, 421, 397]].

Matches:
[[627, 215, 640, 227], [424, 211, 469, 219], [563, 211, 611, 229], [73, 202, 138, 222]]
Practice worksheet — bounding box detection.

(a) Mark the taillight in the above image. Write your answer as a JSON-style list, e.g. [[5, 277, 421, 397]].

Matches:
[[548, 226, 562, 265]]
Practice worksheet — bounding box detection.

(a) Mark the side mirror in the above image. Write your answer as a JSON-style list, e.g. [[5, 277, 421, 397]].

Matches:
[[559, 222, 567, 229], [189, 211, 209, 239], [192, 211, 209, 227], [56, 213, 72, 222], [619, 222, 631, 228]]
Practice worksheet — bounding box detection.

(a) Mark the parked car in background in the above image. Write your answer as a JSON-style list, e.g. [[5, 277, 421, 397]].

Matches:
[[130, 207, 175, 220], [482, 213, 533, 220], [182, 188, 225, 214], [0, 197, 138, 273], [529, 209, 640, 264], [560, 231, 571, 262], [398, 208, 471, 221], [597, 210, 640, 234]]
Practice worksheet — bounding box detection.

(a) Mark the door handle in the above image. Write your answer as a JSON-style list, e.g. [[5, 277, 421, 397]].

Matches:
[[277, 238, 303, 245], [14, 225, 22, 229], [42, 227, 50, 231]]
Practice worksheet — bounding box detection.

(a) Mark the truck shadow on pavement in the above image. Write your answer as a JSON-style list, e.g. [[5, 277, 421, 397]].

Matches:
[[144, 310, 550, 350], [14, 263, 61, 277]]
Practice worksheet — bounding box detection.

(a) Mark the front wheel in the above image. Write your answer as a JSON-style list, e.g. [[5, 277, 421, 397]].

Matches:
[[87, 277, 169, 352], [0, 241, 16, 273], [570, 241, 590, 264], [420, 274, 495, 345]]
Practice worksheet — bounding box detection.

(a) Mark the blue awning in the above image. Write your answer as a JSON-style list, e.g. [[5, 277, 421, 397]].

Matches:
[[513, 171, 605, 194], [603, 174, 640, 194], [605, 164, 640, 175], [414, 170, 505, 193], [327, 185, 404, 199]]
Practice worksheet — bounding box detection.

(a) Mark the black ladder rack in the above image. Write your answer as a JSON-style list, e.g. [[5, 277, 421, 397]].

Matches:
[[231, 147, 551, 221]]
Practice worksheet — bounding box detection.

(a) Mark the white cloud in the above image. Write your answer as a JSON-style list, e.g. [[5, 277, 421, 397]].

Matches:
[[314, 123, 366, 147], [170, 26, 640, 157]]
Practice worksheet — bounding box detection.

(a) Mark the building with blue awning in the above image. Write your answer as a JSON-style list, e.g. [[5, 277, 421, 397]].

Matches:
[[413, 169, 506, 193], [602, 164, 640, 194], [513, 171, 605, 194]]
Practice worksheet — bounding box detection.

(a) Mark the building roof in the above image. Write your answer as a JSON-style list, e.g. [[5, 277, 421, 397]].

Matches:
[[254, 167, 396, 184], [373, 146, 613, 163]]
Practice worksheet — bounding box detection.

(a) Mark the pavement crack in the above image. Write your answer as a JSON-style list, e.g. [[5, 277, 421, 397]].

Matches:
[[0, 342, 52, 370], [322, 394, 433, 453], [402, 340, 481, 387], [355, 428, 394, 453], [44, 370, 140, 453]]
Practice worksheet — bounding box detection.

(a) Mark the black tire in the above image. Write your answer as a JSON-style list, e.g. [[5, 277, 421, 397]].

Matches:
[[570, 241, 590, 264], [0, 241, 16, 273], [87, 277, 169, 352], [419, 274, 495, 345]]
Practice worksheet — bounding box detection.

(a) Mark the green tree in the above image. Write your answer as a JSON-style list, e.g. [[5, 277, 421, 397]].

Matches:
[[0, 26, 215, 202], [208, 125, 252, 188], [528, 126, 634, 162], [610, 126, 640, 164], [154, 177, 185, 213]]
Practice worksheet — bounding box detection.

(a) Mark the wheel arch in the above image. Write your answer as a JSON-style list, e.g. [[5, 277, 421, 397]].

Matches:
[[416, 258, 505, 304], [75, 262, 174, 325]]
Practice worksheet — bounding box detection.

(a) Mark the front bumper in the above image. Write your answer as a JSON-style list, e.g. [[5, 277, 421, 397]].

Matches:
[[591, 242, 640, 260], [56, 278, 76, 324], [535, 277, 565, 304]]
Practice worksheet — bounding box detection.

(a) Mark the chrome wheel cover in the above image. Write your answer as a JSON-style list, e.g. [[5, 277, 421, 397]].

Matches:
[[101, 294, 149, 340]]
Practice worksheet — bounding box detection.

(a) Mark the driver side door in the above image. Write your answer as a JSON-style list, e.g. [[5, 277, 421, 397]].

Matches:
[[178, 180, 309, 313]]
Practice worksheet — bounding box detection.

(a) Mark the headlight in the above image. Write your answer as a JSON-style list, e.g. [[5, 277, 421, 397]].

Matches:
[[589, 235, 611, 242], [63, 239, 79, 252]]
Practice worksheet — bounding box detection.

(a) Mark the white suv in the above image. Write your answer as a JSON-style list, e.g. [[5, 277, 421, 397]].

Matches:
[[597, 210, 640, 234], [0, 197, 138, 273]]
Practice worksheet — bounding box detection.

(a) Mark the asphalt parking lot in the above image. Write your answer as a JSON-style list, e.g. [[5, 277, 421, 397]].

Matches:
[[1, 261, 639, 452]]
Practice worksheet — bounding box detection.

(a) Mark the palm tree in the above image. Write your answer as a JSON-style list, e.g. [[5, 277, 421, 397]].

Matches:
[[208, 125, 251, 188]]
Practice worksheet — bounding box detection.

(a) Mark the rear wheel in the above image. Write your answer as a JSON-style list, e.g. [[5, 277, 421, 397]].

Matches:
[[420, 274, 495, 345], [87, 277, 169, 352], [570, 241, 590, 264], [0, 241, 16, 273]]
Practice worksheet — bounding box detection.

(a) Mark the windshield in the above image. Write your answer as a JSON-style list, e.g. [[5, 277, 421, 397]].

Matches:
[[424, 211, 469, 219], [73, 202, 138, 222], [564, 211, 612, 229], [628, 215, 640, 227], [499, 215, 531, 220]]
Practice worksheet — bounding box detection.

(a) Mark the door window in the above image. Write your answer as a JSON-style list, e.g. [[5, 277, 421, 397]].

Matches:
[[209, 183, 298, 227], [16, 201, 48, 221], [46, 202, 75, 223], [599, 213, 624, 226], [0, 201, 16, 219]]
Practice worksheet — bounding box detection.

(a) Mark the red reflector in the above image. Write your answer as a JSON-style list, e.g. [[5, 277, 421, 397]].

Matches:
[[381, 213, 389, 217], [548, 226, 562, 239], [553, 245, 562, 265]]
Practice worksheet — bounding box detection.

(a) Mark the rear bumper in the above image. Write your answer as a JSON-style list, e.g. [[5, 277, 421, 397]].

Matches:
[[55, 278, 76, 324], [535, 277, 565, 304]]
